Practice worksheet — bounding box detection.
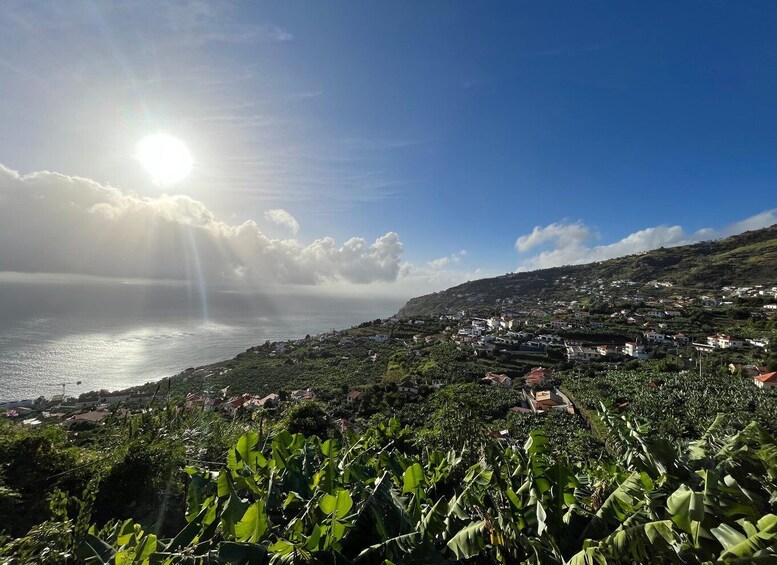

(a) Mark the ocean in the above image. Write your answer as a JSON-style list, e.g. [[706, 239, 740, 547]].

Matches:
[[0, 280, 405, 402]]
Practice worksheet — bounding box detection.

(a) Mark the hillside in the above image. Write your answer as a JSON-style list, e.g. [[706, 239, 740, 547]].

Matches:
[[398, 224, 777, 317]]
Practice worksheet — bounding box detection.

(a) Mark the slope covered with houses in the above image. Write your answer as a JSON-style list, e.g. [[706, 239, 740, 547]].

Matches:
[[398, 224, 777, 318]]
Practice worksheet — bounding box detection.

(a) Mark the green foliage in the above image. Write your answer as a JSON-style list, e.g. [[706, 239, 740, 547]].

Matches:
[[278, 401, 335, 438], [0, 420, 96, 538], [564, 368, 777, 438], [507, 410, 605, 464], [33, 408, 775, 564]]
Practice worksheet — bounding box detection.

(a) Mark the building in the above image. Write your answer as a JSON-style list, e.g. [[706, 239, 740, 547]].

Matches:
[[71, 409, 112, 423], [0, 399, 34, 410], [643, 331, 667, 344], [76, 391, 152, 408], [398, 382, 419, 395], [707, 334, 744, 349], [346, 390, 362, 405], [524, 367, 552, 386], [222, 394, 253, 416], [673, 333, 690, 346], [729, 364, 768, 378], [565, 345, 600, 362], [244, 393, 279, 409], [753, 372, 777, 390], [596, 344, 619, 357], [524, 388, 574, 414], [291, 388, 316, 401], [623, 342, 649, 360], [482, 372, 512, 387]]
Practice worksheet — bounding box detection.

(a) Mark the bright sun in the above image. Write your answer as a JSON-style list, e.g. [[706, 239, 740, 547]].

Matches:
[[136, 133, 193, 185]]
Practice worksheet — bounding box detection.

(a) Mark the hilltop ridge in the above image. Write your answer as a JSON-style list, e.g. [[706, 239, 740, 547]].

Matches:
[[398, 224, 777, 317]]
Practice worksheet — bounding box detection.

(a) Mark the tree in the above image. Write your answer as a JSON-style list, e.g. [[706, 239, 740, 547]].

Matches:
[[279, 401, 333, 438]]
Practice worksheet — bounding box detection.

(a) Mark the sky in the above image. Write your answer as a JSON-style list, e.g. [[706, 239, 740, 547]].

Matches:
[[1, 1, 776, 300]]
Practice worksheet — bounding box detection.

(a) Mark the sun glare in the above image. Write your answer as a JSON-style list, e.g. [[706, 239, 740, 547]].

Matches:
[[136, 133, 193, 185]]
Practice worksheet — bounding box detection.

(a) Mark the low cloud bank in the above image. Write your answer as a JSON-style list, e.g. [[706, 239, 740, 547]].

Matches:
[[0, 165, 403, 285]]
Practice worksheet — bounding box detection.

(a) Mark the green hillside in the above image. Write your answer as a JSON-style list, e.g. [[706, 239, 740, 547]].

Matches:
[[398, 224, 777, 317]]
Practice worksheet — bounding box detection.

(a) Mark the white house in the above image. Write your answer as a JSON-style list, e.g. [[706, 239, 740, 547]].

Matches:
[[565, 345, 600, 362], [643, 331, 667, 344], [707, 334, 743, 349], [718, 335, 744, 349], [623, 342, 649, 360], [747, 337, 770, 349]]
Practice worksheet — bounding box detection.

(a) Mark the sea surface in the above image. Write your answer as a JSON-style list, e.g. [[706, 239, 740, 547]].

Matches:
[[0, 280, 404, 402]]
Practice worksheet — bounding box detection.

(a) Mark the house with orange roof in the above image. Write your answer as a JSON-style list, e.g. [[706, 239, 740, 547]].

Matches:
[[753, 372, 777, 390], [524, 367, 552, 386]]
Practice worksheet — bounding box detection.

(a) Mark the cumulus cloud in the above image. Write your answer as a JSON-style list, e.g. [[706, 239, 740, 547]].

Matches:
[[515, 221, 591, 252], [0, 165, 403, 285], [427, 250, 467, 269], [264, 209, 299, 234], [515, 210, 777, 271]]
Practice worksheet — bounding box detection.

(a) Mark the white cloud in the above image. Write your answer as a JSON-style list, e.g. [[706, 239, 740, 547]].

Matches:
[[720, 209, 777, 237], [0, 165, 403, 286], [515, 210, 777, 271], [515, 221, 591, 252], [427, 250, 467, 269], [264, 209, 299, 234]]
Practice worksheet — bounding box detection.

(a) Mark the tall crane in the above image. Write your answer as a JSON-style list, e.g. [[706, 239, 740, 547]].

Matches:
[[46, 380, 82, 397]]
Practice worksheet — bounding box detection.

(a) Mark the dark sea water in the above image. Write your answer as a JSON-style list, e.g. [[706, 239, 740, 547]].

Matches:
[[0, 280, 404, 402]]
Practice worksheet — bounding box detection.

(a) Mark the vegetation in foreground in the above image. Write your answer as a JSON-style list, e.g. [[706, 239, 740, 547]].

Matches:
[[2, 406, 777, 564]]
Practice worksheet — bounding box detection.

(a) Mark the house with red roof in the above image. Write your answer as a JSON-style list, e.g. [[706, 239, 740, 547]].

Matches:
[[524, 367, 552, 386], [754, 372, 777, 390]]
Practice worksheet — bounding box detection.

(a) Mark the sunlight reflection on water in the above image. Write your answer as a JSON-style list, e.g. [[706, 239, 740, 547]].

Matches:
[[0, 283, 402, 401]]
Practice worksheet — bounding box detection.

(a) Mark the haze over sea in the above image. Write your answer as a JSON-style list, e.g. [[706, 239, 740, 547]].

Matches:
[[0, 280, 403, 402]]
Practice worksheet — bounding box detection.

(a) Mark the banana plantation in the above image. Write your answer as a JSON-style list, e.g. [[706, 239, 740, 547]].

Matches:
[[11, 408, 775, 564]]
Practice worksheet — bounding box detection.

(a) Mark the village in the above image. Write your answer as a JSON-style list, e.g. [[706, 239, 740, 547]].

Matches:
[[3, 279, 776, 434]]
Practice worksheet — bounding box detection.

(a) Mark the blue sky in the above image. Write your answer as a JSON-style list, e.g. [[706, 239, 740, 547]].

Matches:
[[1, 1, 776, 297]]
